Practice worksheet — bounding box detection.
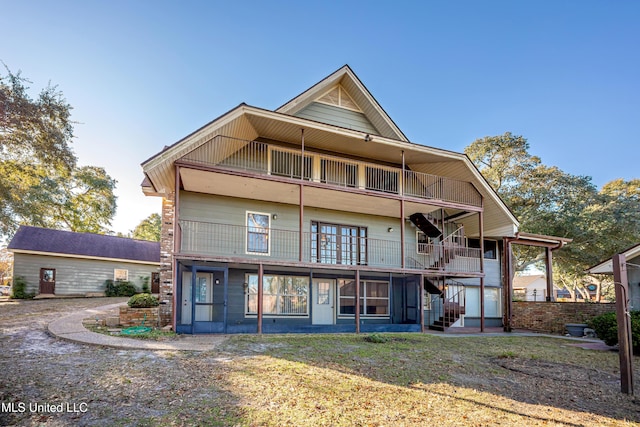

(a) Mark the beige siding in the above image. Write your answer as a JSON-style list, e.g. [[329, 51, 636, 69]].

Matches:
[[12, 253, 159, 295]]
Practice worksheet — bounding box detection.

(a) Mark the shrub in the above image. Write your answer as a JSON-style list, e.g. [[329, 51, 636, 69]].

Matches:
[[128, 293, 160, 308], [105, 280, 138, 297], [364, 333, 390, 344], [141, 276, 150, 294], [589, 311, 640, 354], [11, 276, 35, 299]]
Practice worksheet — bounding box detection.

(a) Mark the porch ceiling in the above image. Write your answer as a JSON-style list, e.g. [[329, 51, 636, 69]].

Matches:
[[179, 168, 443, 219]]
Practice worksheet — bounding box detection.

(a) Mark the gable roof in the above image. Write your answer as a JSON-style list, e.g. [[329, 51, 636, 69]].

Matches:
[[140, 66, 520, 237], [276, 65, 408, 141], [586, 242, 640, 274], [8, 226, 160, 264]]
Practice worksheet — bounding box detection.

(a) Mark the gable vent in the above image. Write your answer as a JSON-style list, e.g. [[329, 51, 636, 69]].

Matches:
[[317, 85, 361, 112]]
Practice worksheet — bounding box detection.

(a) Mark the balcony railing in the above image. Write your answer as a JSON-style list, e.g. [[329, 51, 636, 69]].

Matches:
[[180, 135, 482, 208], [179, 220, 481, 273]]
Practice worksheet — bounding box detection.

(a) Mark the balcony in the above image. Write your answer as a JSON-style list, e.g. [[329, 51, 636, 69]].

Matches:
[[179, 220, 482, 274], [178, 136, 483, 208]]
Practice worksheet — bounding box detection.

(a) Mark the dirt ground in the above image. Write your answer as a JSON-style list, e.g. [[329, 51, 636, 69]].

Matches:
[[1, 298, 639, 426]]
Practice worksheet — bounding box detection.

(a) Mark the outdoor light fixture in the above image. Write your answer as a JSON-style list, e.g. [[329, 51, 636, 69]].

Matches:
[[272, 214, 278, 220], [215, 278, 220, 285], [388, 227, 394, 233], [364, 134, 372, 142]]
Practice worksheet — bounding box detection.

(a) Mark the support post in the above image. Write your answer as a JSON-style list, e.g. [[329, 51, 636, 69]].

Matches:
[[420, 274, 425, 333], [613, 254, 634, 395], [545, 246, 554, 301], [355, 269, 361, 334], [257, 263, 264, 335], [503, 238, 513, 332], [299, 129, 305, 262], [479, 209, 485, 332], [401, 151, 405, 268]]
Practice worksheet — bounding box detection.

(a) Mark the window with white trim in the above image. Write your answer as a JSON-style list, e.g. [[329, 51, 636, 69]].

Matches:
[[245, 274, 309, 316], [246, 211, 270, 255], [114, 269, 129, 281], [338, 279, 389, 317]]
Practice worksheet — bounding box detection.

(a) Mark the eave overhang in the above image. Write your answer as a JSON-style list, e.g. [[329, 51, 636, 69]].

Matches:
[[141, 105, 519, 236]]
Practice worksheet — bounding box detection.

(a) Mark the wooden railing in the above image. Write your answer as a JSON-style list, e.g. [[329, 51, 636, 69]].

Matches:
[[179, 135, 482, 208]]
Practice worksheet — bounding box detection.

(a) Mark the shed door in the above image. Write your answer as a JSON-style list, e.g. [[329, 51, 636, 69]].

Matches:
[[40, 268, 56, 294]]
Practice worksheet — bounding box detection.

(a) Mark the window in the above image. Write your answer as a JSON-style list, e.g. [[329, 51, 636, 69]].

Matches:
[[271, 149, 313, 180], [338, 279, 389, 317], [417, 231, 437, 254], [311, 222, 367, 265], [245, 274, 309, 316], [365, 166, 398, 193], [247, 211, 270, 254], [320, 159, 358, 187], [467, 239, 498, 259], [114, 269, 128, 281]]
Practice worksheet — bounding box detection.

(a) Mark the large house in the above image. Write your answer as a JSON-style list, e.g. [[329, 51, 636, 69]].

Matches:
[[141, 65, 522, 334]]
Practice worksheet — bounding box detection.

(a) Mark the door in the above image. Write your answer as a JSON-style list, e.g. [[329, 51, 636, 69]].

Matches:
[[181, 272, 192, 325], [312, 279, 335, 325], [39, 268, 56, 294], [181, 270, 226, 333], [151, 272, 160, 294]]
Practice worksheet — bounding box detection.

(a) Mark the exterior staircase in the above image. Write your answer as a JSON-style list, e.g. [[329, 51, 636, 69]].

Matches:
[[425, 277, 466, 331]]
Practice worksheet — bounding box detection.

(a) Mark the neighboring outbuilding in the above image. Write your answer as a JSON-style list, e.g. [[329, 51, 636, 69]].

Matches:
[[8, 225, 160, 297], [512, 274, 557, 301], [587, 243, 640, 309]]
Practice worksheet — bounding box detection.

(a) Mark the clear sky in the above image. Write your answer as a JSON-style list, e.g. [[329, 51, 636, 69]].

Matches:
[[2, 0, 638, 235]]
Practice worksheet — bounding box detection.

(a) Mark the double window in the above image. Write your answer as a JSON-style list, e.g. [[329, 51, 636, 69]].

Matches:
[[245, 274, 309, 316], [338, 279, 389, 316], [311, 221, 367, 265]]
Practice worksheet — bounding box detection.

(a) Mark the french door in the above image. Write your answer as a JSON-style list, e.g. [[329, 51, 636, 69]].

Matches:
[[311, 222, 367, 265]]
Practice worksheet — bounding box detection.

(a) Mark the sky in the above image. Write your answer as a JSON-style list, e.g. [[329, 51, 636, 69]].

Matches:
[[1, 0, 638, 235]]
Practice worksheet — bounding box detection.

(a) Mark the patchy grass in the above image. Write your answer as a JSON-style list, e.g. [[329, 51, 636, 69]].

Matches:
[[85, 324, 178, 341], [207, 333, 640, 426], [2, 299, 639, 427]]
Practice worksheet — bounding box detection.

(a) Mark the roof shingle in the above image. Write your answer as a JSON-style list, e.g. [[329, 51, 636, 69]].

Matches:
[[8, 226, 160, 263]]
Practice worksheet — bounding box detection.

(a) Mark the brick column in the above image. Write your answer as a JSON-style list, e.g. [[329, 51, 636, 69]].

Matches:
[[159, 194, 175, 327]]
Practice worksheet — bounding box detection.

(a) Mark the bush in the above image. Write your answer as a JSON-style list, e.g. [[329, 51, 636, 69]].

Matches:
[[364, 333, 390, 344], [11, 276, 35, 299], [128, 293, 160, 308], [105, 280, 138, 297], [589, 311, 640, 354], [141, 276, 150, 294]]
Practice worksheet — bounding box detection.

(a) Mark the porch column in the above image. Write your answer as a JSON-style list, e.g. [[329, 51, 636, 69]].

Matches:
[[503, 238, 513, 332], [299, 129, 305, 262], [299, 184, 304, 262], [257, 263, 264, 334], [355, 269, 361, 334], [400, 151, 405, 269], [479, 208, 485, 332], [545, 247, 554, 301], [419, 274, 425, 333]]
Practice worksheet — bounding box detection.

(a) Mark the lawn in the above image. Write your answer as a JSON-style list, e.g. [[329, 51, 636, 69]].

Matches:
[[144, 333, 640, 426]]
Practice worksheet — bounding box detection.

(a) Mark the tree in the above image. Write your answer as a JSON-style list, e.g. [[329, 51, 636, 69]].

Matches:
[[132, 213, 161, 241], [465, 133, 640, 301], [0, 66, 117, 237], [0, 246, 12, 284]]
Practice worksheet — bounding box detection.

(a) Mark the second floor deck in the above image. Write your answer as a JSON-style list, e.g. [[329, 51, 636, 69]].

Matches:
[[177, 135, 483, 209], [179, 219, 482, 275]]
